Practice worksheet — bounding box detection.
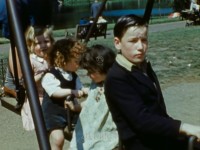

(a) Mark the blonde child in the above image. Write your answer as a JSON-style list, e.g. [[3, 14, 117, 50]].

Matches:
[[41, 38, 87, 150], [21, 26, 55, 131]]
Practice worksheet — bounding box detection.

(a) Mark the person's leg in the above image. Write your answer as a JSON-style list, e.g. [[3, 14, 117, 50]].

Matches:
[[49, 129, 65, 150], [8, 48, 25, 110], [8, 48, 23, 79]]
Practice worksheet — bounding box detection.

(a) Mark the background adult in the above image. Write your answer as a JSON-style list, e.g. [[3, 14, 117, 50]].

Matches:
[[0, 0, 53, 39], [91, 0, 102, 19], [0, 0, 9, 38], [190, 0, 200, 12]]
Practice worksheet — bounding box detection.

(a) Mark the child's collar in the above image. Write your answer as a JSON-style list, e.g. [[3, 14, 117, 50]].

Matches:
[[116, 54, 135, 72], [55, 67, 72, 75], [31, 53, 45, 63]]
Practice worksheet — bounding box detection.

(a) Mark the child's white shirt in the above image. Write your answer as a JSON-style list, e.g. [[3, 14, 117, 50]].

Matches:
[[41, 67, 83, 97]]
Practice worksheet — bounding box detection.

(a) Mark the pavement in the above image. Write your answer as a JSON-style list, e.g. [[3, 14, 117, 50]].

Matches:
[[149, 20, 187, 33], [163, 82, 200, 125], [0, 20, 200, 150]]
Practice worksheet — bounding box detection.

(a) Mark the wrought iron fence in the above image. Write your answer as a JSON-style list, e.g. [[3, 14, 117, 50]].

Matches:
[[0, 58, 8, 86]]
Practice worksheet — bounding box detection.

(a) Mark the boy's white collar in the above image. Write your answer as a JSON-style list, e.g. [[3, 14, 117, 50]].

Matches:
[[116, 54, 135, 71], [116, 54, 148, 72]]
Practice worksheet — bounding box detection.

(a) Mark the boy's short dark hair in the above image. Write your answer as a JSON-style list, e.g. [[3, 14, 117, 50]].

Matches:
[[80, 44, 116, 74], [114, 14, 148, 40]]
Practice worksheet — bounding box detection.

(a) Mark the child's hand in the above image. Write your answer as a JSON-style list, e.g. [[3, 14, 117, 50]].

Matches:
[[82, 87, 89, 96], [64, 99, 82, 112], [72, 90, 84, 98], [64, 101, 75, 111], [180, 123, 200, 142]]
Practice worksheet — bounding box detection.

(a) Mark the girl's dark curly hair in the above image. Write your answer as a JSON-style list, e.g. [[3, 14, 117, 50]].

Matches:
[[48, 38, 86, 67], [80, 44, 116, 74]]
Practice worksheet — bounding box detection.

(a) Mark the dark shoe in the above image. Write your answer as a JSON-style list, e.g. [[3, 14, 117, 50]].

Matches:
[[15, 85, 26, 111]]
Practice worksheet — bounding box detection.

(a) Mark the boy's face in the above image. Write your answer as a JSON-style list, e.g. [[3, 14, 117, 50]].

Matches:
[[114, 26, 148, 66]]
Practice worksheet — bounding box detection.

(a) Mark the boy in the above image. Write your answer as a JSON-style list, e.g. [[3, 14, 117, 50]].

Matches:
[[105, 14, 200, 150]]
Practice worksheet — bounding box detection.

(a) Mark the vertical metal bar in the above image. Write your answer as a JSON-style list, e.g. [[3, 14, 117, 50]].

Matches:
[[143, 0, 155, 23], [84, 0, 108, 43], [2, 59, 7, 85], [0, 59, 3, 85], [6, 0, 50, 149]]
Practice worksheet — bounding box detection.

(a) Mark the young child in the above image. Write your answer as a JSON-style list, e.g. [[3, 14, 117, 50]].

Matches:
[[41, 38, 87, 150], [104, 14, 200, 150], [21, 26, 55, 131], [69, 45, 119, 150]]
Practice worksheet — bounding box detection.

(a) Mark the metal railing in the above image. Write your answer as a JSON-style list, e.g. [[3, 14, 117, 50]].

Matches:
[[0, 58, 8, 85]]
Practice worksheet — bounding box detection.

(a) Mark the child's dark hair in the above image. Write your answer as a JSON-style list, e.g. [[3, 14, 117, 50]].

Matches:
[[80, 44, 116, 74], [114, 14, 148, 40], [48, 38, 86, 67]]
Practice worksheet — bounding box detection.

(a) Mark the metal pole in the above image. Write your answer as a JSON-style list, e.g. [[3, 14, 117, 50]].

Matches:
[[0, 59, 3, 84], [143, 0, 155, 23], [6, 0, 51, 149], [84, 0, 108, 43]]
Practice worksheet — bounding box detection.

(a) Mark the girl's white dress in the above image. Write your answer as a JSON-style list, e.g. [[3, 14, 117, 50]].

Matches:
[[21, 54, 48, 131]]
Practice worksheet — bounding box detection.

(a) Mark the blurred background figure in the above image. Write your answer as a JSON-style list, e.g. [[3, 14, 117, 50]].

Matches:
[[0, 0, 9, 38], [91, 0, 102, 18], [97, 16, 107, 23], [52, 0, 64, 13], [0, 0, 53, 39], [190, 0, 200, 12]]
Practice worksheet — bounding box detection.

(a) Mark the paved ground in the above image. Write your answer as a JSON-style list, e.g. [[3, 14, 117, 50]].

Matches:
[[164, 82, 200, 125], [0, 20, 200, 150], [149, 20, 187, 33]]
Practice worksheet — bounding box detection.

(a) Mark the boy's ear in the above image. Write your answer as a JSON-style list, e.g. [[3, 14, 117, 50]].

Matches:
[[114, 37, 121, 50]]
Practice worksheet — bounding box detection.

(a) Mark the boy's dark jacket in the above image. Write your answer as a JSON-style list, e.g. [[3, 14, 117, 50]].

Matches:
[[105, 55, 182, 149]]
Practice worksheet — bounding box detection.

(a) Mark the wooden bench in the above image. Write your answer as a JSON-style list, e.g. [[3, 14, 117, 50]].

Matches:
[[75, 22, 107, 41]]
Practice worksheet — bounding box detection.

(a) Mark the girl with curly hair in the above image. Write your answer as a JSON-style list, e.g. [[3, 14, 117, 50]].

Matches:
[[41, 38, 87, 150]]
